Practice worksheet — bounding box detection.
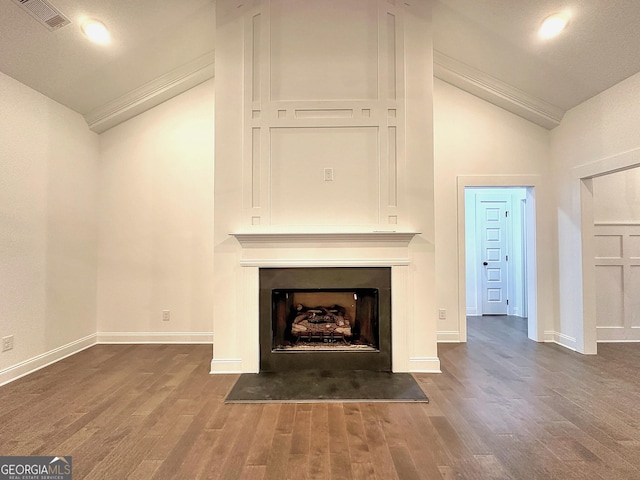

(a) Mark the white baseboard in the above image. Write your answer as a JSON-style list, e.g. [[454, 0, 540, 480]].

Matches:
[[97, 332, 213, 344], [0, 332, 215, 386], [408, 357, 441, 373], [0, 334, 97, 386], [597, 339, 640, 343], [210, 358, 244, 374], [437, 331, 461, 343], [596, 326, 640, 342], [545, 330, 577, 351]]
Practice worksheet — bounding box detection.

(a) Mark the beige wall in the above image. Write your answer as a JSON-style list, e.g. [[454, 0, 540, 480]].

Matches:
[[433, 78, 553, 342], [0, 72, 99, 381], [593, 168, 640, 223], [97, 79, 215, 342]]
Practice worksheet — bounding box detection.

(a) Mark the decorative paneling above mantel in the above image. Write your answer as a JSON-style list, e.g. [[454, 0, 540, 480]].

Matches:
[[243, 0, 406, 229]]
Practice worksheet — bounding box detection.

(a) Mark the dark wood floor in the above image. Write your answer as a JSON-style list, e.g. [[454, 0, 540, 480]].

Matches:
[[2, 317, 640, 479]]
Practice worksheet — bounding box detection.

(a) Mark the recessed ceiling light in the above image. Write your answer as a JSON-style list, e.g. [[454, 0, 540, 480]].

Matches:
[[539, 13, 569, 39], [82, 19, 110, 45]]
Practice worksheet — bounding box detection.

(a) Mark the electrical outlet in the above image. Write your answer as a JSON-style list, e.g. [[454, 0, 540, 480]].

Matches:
[[324, 167, 334, 181], [438, 309, 447, 320], [2, 335, 14, 352], [162, 310, 170, 322]]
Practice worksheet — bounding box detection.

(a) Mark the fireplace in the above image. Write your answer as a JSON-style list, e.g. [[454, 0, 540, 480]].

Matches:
[[212, 230, 438, 374], [259, 267, 391, 372], [213, 1, 438, 375]]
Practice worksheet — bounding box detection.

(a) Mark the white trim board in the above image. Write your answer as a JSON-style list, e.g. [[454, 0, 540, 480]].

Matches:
[[408, 357, 442, 373], [434, 50, 564, 130], [0, 334, 97, 387], [437, 331, 462, 343], [210, 358, 244, 374], [84, 52, 215, 134], [0, 332, 215, 386], [546, 331, 578, 351], [572, 150, 640, 354], [572, 147, 640, 180]]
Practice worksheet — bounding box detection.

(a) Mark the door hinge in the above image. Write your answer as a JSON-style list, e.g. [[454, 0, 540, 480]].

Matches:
[[505, 211, 509, 217], [507, 299, 509, 305], [506, 255, 509, 261]]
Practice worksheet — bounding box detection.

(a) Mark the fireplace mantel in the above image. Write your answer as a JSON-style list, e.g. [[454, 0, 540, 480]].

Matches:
[[230, 230, 420, 267], [231, 231, 419, 246]]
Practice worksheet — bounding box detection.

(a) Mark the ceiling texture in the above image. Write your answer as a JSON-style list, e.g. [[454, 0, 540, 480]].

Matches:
[[1, 0, 640, 132]]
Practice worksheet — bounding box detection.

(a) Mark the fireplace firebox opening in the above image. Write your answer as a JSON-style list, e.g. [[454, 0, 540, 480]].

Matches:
[[272, 289, 380, 351], [259, 267, 391, 372]]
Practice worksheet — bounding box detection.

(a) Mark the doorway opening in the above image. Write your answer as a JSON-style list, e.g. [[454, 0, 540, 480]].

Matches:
[[573, 150, 640, 354], [465, 187, 528, 318], [591, 166, 640, 343], [457, 178, 540, 344]]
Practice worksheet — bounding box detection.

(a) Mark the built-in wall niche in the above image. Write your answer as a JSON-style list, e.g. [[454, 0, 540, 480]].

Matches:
[[244, 0, 404, 227]]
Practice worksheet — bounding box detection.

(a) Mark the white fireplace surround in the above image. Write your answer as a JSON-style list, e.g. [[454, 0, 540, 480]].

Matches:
[[212, 1, 439, 375], [208, 230, 440, 374]]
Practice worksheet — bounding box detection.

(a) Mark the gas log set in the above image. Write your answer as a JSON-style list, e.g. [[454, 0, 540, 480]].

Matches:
[[290, 303, 353, 341], [270, 288, 380, 351]]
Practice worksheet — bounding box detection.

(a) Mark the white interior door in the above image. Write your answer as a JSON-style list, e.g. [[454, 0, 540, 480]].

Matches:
[[478, 195, 509, 315]]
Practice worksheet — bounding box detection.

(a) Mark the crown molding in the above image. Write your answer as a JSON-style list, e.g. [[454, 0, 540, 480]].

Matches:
[[433, 50, 565, 130], [84, 51, 215, 134], [84, 48, 563, 133]]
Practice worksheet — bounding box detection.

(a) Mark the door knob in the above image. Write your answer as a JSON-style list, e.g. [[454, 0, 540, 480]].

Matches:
[[483, 262, 488, 266]]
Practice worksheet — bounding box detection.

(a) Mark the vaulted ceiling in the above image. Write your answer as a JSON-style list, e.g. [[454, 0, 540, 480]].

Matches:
[[2, 0, 640, 132], [0, 0, 216, 132]]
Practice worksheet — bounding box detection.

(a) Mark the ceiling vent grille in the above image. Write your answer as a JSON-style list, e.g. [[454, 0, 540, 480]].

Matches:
[[13, 0, 71, 31]]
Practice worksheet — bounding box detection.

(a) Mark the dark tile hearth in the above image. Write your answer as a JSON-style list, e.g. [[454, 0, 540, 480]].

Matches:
[[225, 369, 429, 403]]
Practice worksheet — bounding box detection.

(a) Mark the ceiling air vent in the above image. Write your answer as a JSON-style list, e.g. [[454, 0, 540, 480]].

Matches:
[[13, 0, 71, 31]]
